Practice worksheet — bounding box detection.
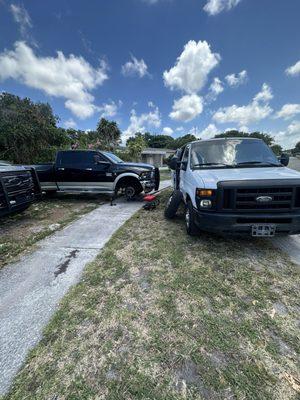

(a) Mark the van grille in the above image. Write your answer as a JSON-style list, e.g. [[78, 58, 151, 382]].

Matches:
[[219, 181, 300, 212]]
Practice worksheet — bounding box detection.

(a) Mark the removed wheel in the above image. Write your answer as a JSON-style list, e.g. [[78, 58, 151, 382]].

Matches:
[[185, 200, 200, 236], [164, 190, 183, 219], [124, 183, 138, 200]]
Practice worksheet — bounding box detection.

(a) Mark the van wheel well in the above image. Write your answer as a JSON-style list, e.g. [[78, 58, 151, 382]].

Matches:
[[185, 194, 191, 204]]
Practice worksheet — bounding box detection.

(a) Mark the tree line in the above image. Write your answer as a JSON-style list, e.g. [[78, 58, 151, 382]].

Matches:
[[0, 92, 297, 164]]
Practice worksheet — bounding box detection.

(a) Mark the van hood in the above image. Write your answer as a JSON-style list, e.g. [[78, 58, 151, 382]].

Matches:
[[193, 167, 300, 189]]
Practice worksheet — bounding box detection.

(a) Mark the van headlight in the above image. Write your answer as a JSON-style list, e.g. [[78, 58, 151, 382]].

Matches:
[[196, 188, 216, 210], [200, 199, 212, 208]]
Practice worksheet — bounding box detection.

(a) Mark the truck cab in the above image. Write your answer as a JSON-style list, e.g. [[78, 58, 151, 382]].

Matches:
[[168, 138, 300, 237]]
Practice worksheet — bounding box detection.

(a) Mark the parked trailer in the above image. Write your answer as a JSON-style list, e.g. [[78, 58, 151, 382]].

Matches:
[[0, 166, 42, 217]]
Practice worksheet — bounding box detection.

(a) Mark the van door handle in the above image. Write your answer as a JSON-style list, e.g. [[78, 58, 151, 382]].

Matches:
[[58, 168, 65, 171]]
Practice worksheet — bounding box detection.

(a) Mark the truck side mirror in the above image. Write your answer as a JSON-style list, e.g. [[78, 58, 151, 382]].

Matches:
[[279, 153, 289, 166], [96, 161, 111, 169], [168, 156, 179, 170]]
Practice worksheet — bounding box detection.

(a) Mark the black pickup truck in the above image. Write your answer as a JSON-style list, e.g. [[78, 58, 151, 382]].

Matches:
[[0, 165, 42, 217], [32, 150, 160, 199]]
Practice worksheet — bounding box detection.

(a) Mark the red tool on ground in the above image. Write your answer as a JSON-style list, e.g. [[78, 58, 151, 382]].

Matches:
[[143, 194, 160, 210]]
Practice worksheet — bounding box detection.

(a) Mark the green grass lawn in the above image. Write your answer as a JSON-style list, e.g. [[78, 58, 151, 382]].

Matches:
[[3, 191, 300, 400], [0, 194, 100, 269], [159, 169, 171, 181]]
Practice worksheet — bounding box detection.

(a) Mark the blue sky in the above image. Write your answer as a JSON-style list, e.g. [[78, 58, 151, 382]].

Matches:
[[0, 0, 300, 148]]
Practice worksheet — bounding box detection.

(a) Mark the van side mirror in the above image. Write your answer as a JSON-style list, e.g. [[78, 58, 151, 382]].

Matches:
[[279, 153, 289, 166], [169, 156, 179, 170]]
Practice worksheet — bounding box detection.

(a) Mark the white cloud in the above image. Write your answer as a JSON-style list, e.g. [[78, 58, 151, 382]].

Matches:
[[0, 41, 108, 119], [99, 100, 122, 118], [169, 94, 203, 122], [121, 55, 149, 78], [191, 123, 220, 140], [273, 121, 300, 149], [203, 0, 242, 16], [213, 103, 272, 125], [123, 105, 161, 141], [225, 70, 248, 86], [275, 104, 300, 120], [253, 83, 273, 102], [206, 77, 224, 101], [64, 118, 77, 129], [285, 60, 300, 77], [163, 40, 220, 94], [10, 3, 32, 38], [213, 83, 273, 125], [162, 127, 174, 136]]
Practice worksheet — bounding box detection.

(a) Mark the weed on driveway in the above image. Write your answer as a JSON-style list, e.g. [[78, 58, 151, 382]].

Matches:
[[0, 194, 100, 269], [3, 191, 300, 400]]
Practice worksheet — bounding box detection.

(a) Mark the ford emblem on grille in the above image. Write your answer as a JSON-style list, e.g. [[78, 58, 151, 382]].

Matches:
[[256, 195, 273, 203]]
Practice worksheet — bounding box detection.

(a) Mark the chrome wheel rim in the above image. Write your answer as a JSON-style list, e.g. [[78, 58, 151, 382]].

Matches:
[[185, 208, 190, 228]]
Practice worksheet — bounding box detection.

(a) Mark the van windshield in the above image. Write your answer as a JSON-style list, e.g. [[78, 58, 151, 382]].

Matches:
[[190, 139, 281, 169]]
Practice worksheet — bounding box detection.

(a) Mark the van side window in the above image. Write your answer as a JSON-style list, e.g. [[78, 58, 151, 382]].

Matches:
[[181, 146, 190, 164]]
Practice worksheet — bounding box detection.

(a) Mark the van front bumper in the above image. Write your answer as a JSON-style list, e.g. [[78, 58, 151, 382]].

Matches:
[[194, 208, 300, 236]]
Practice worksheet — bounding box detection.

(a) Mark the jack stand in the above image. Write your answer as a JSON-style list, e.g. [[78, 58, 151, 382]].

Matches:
[[110, 192, 117, 206]]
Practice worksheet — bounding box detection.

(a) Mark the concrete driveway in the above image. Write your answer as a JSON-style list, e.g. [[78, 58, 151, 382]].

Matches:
[[0, 182, 170, 395], [272, 157, 300, 264], [289, 156, 300, 172]]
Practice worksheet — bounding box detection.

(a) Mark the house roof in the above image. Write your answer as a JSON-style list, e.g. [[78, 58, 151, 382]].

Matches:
[[141, 148, 175, 155]]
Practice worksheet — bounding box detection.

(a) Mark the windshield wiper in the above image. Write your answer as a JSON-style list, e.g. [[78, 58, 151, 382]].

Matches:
[[235, 161, 281, 167], [193, 162, 232, 168]]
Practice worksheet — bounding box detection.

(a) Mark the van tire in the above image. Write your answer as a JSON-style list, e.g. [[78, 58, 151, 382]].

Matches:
[[164, 190, 182, 219], [185, 200, 200, 236]]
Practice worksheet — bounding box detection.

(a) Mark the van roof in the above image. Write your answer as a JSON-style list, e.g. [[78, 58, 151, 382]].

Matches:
[[188, 137, 262, 146]]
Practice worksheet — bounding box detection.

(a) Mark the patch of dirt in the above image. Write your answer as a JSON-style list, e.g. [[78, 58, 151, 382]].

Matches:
[[174, 359, 218, 399]]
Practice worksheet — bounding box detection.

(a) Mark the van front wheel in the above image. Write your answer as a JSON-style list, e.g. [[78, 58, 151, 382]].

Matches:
[[185, 201, 200, 236]]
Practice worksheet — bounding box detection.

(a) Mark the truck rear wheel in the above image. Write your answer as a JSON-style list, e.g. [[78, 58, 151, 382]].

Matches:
[[185, 201, 200, 236], [164, 190, 183, 219]]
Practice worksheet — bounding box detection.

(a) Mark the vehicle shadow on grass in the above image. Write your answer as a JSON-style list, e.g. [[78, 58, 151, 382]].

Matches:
[[171, 202, 268, 245]]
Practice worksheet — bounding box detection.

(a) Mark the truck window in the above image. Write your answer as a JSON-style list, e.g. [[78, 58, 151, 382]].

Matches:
[[59, 151, 96, 165]]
